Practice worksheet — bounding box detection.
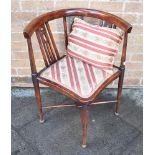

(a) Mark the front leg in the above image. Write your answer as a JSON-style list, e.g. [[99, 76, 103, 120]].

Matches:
[[79, 105, 89, 148], [115, 66, 125, 115], [32, 74, 44, 123]]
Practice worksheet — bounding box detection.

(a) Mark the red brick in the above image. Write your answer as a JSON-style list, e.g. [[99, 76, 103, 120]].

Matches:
[[123, 14, 138, 24], [125, 2, 143, 13], [125, 70, 143, 78], [12, 60, 30, 68], [126, 62, 142, 70], [12, 22, 25, 33], [12, 52, 29, 59], [34, 52, 43, 59], [17, 68, 31, 76], [11, 68, 17, 75], [138, 14, 143, 24], [124, 78, 140, 85], [11, 41, 27, 52], [21, 1, 54, 11], [131, 54, 143, 61], [140, 78, 143, 85], [127, 45, 143, 53], [49, 19, 64, 33], [12, 12, 37, 23], [128, 34, 143, 45], [55, 0, 88, 9], [12, 0, 20, 11], [36, 60, 45, 68], [90, 2, 123, 12], [12, 33, 24, 42], [132, 25, 143, 34]]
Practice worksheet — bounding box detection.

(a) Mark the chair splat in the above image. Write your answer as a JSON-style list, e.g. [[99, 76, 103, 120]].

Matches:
[[45, 22, 60, 59], [36, 23, 62, 66], [36, 30, 50, 67], [41, 25, 56, 61]]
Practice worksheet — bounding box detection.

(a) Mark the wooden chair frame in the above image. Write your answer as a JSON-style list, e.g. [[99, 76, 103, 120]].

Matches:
[[23, 8, 132, 148]]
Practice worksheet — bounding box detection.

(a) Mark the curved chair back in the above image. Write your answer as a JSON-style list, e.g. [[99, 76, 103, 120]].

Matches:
[[23, 8, 132, 74]]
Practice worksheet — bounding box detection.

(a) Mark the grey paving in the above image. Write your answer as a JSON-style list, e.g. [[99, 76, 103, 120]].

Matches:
[[11, 88, 143, 155]]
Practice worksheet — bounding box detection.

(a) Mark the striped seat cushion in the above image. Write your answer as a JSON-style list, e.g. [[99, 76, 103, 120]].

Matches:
[[67, 18, 123, 74], [40, 56, 118, 99]]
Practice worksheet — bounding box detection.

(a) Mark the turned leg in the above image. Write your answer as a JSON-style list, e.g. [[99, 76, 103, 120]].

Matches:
[[79, 105, 89, 148], [115, 68, 125, 115], [32, 75, 44, 123]]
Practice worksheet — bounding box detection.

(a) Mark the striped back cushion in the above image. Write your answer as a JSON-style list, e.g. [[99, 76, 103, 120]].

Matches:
[[67, 18, 123, 73]]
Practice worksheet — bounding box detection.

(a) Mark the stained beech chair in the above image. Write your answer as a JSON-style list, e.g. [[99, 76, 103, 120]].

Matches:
[[23, 8, 132, 148]]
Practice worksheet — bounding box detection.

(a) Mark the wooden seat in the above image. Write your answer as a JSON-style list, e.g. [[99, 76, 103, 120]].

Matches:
[[23, 8, 132, 148]]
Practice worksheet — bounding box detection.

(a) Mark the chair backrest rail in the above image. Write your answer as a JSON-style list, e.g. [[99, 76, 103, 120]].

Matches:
[[23, 8, 132, 39]]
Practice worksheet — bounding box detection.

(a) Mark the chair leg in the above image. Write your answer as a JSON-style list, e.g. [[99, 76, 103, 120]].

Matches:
[[115, 70, 125, 115], [33, 77, 44, 123], [79, 105, 89, 148]]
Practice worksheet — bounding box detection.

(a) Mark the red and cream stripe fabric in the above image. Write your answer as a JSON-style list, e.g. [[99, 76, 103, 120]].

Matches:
[[40, 56, 117, 98], [67, 18, 123, 73]]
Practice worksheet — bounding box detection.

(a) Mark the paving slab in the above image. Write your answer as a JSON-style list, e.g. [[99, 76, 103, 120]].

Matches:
[[11, 88, 143, 155], [122, 134, 143, 155], [11, 128, 39, 155]]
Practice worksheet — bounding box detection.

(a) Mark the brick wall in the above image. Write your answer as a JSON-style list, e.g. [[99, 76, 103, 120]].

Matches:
[[11, 0, 143, 87]]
